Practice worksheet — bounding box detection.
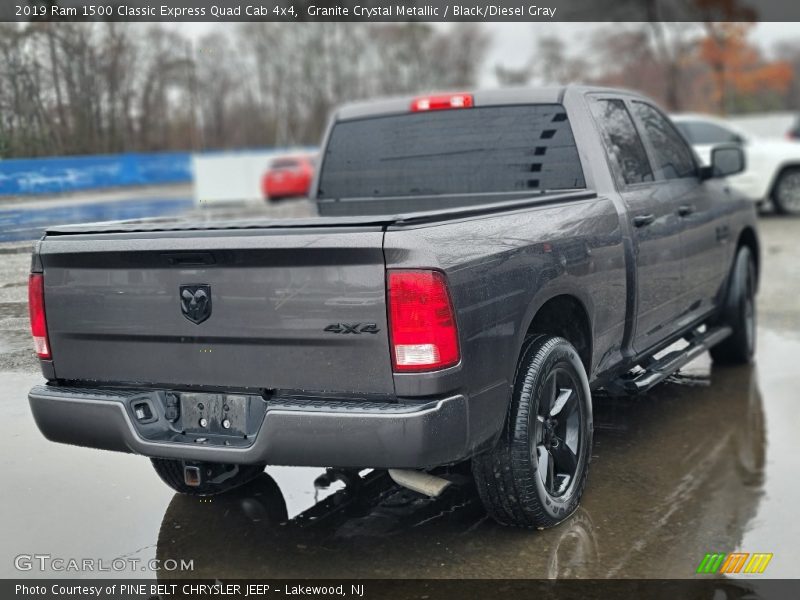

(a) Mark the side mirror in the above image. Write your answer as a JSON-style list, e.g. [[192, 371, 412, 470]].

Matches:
[[703, 145, 745, 179]]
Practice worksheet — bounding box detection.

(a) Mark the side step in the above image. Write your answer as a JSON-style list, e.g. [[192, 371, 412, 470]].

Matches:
[[606, 325, 732, 395]]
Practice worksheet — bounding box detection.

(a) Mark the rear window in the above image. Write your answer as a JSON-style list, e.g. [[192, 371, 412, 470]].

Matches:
[[318, 104, 586, 200]]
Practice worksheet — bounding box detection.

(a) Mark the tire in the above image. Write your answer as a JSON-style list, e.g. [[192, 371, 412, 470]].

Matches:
[[710, 246, 756, 365], [472, 335, 593, 529], [772, 167, 800, 215], [151, 458, 266, 496]]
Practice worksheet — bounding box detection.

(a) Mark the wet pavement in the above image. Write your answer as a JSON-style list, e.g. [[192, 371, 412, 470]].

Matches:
[[0, 186, 194, 242], [0, 211, 798, 579]]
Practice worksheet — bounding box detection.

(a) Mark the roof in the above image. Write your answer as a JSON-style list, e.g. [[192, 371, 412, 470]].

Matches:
[[334, 85, 649, 121]]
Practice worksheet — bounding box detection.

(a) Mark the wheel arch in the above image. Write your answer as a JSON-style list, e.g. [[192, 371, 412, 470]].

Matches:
[[736, 226, 760, 291], [520, 294, 594, 376]]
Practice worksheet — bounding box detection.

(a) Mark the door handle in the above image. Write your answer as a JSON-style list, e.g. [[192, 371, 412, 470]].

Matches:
[[678, 204, 695, 217], [632, 214, 655, 228]]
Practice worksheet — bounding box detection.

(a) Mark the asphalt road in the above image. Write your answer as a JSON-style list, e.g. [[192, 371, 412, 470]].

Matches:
[[0, 201, 798, 579]]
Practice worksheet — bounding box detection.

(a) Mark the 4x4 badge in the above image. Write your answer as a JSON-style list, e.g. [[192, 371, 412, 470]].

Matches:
[[324, 323, 380, 334], [180, 284, 212, 324]]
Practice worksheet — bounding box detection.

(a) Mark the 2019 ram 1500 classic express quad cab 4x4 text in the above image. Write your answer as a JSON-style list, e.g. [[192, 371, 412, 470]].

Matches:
[[28, 87, 759, 529]]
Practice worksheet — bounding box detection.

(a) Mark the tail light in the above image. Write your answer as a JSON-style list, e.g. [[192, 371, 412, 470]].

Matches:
[[387, 270, 460, 372], [411, 94, 474, 112], [28, 273, 50, 359]]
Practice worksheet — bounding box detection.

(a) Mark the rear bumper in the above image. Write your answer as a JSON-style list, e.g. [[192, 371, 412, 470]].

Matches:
[[28, 385, 470, 469]]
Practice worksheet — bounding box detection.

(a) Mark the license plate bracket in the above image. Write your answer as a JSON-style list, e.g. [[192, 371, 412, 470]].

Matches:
[[179, 393, 250, 436]]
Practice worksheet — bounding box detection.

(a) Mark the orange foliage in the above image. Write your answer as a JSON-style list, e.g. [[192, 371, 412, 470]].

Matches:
[[699, 22, 793, 110]]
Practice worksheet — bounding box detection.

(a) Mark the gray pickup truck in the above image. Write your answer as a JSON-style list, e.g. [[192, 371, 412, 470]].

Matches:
[[28, 86, 759, 529]]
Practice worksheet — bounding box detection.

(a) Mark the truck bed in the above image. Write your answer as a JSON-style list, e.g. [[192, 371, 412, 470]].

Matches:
[[42, 190, 596, 236]]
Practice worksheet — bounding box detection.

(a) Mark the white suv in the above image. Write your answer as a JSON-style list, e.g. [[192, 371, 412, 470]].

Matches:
[[672, 113, 800, 215]]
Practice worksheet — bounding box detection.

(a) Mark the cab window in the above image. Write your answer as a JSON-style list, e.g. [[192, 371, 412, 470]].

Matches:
[[590, 99, 653, 185], [632, 102, 697, 180]]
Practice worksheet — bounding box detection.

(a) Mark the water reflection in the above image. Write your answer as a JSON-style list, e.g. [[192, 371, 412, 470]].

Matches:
[[156, 364, 765, 579], [0, 196, 192, 242]]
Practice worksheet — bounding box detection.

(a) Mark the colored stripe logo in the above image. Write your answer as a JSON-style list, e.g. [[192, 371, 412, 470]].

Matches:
[[697, 552, 773, 574]]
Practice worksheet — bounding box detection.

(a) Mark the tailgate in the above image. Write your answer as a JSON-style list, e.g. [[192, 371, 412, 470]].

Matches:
[[39, 228, 394, 394]]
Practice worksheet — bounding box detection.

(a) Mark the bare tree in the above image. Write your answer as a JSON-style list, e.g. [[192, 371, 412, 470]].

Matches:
[[495, 33, 589, 87], [0, 21, 491, 157], [646, 22, 701, 111]]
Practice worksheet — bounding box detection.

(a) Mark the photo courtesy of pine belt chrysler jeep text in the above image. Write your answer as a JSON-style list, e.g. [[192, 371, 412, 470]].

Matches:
[[27, 87, 759, 528]]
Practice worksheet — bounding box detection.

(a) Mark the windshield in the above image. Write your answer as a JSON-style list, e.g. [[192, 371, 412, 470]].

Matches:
[[318, 104, 586, 200]]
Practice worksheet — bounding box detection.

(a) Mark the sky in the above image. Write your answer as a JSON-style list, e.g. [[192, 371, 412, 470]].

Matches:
[[486, 22, 799, 77], [175, 21, 800, 86]]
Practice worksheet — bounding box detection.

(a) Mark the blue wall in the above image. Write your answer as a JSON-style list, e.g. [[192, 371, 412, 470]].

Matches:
[[0, 152, 192, 196]]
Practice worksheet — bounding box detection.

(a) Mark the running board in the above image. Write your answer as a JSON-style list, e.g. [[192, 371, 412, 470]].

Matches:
[[605, 325, 733, 395]]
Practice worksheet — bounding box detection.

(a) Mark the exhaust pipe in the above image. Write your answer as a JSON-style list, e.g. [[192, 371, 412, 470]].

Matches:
[[388, 469, 451, 497]]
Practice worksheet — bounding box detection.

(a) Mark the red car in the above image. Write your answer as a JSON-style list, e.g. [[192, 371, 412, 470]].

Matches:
[[262, 154, 316, 200]]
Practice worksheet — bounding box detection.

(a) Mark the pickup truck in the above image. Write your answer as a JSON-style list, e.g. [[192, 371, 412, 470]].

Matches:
[[28, 86, 759, 529]]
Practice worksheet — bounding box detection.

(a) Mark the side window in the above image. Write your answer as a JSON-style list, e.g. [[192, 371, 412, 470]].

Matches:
[[632, 102, 697, 180], [590, 99, 653, 185]]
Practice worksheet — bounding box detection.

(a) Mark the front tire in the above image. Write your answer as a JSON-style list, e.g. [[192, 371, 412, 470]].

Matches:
[[472, 335, 593, 529], [772, 167, 800, 215], [151, 458, 265, 496], [710, 246, 756, 365]]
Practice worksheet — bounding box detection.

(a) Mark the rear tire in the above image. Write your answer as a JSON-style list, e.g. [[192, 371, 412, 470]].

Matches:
[[472, 335, 593, 529], [710, 246, 756, 365], [772, 167, 800, 215], [151, 458, 265, 496]]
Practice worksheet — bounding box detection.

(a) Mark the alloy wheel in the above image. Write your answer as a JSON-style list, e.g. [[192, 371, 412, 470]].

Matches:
[[533, 367, 584, 498]]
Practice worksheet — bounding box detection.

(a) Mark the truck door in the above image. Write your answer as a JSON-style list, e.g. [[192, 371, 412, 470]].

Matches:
[[589, 97, 686, 354], [629, 101, 726, 328]]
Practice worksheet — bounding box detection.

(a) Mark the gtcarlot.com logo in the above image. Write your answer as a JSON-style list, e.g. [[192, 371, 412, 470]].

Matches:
[[14, 554, 194, 573], [696, 552, 773, 574]]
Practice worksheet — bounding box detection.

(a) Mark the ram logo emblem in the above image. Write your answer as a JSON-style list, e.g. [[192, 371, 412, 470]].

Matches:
[[180, 284, 212, 324]]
